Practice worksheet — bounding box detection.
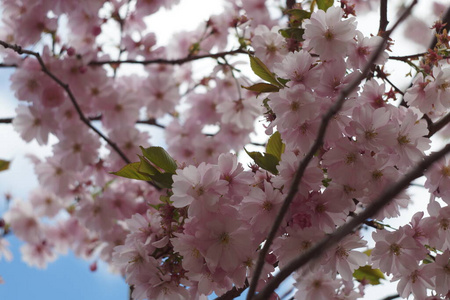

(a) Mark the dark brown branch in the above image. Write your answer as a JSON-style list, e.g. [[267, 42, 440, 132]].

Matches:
[[378, 0, 389, 34], [0, 63, 17, 68], [0, 40, 161, 190], [255, 142, 450, 300], [88, 49, 249, 66], [382, 294, 400, 300], [248, 1, 419, 299], [427, 113, 450, 138], [389, 52, 427, 61], [375, 66, 404, 96], [0, 118, 13, 124]]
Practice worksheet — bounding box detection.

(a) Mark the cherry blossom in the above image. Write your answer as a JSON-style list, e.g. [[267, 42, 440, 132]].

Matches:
[[1, 1, 450, 299], [303, 6, 357, 60]]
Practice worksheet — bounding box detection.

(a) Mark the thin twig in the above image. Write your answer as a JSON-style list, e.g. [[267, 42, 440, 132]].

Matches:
[[247, 1, 419, 299], [0, 40, 162, 190], [389, 52, 427, 61], [88, 48, 249, 66], [382, 294, 400, 300], [375, 66, 404, 95], [0, 63, 17, 68], [0, 118, 13, 124]]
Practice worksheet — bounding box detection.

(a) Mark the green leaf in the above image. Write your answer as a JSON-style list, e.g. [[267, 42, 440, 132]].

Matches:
[[317, 0, 334, 11], [242, 83, 280, 93], [138, 155, 160, 176], [0, 159, 10, 172], [140, 146, 177, 174], [277, 77, 290, 86], [286, 9, 311, 20], [286, 9, 311, 27], [245, 148, 279, 175], [279, 28, 305, 42], [322, 178, 332, 187], [266, 131, 285, 161], [353, 265, 385, 285], [111, 162, 152, 181], [149, 172, 174, 189], [249, 55, 282, 87]]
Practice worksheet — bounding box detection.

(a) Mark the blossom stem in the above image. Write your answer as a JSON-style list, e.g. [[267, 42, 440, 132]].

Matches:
[[247, 1, 419, 299]]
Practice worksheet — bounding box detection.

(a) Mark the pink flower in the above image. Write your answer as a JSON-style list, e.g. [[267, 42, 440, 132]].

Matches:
[[322, 234, 367, 281], [303, 6, 357, 60], [270, 84, 318, 129], [393, 265, 434, 299], [35, 157, 77, 196], [29, 188, 63, 218], [194, 209, 254, 273], [348, 31, 387, 70], [217, 153, 253, 201], [13, 105, 58, 145], [274, 50, 320, 89], [346, 106, 397, 152], [424, 250, 450, 296], [171, 163, 228, 215], [240, 180, 284, 235], [142, 67, 180, 119], [425, 155, 450, 204], [21, 240, 56, 269], [53, 127, 101, 172], [294, 270, 341, 300], [0, 238, 12, 262], [40, 84, 66, 108], [371, 226, 427, 276], [4, 199, 43, 244], [390, 108, 430, 168], [217, 96, 262, 130], [272, 227, 325, 269], [252, 25, 287, 68]]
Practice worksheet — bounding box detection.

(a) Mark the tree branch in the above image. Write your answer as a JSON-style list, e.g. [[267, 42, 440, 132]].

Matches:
[[88, 48, 249, 66], [389, 52, 426, 61], [0, 40, 162, 190], [382, 294, 400, 300], [247, 1, 419, 299], [378, 0, 389, 34], [255, 142, 450, 300], [0, 63, 17, 68], [427, 112, 450, 138], [0, 118, 13, 124]]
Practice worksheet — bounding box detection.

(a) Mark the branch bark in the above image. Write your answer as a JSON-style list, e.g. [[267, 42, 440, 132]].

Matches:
[[378, 0, 389, 34]]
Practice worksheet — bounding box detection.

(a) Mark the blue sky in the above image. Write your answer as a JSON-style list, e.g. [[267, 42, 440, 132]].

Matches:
[[0, 236, 128, 300]]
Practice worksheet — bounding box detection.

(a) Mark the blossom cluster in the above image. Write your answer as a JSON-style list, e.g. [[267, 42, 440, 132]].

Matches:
[[0, 0, 450, 299]]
